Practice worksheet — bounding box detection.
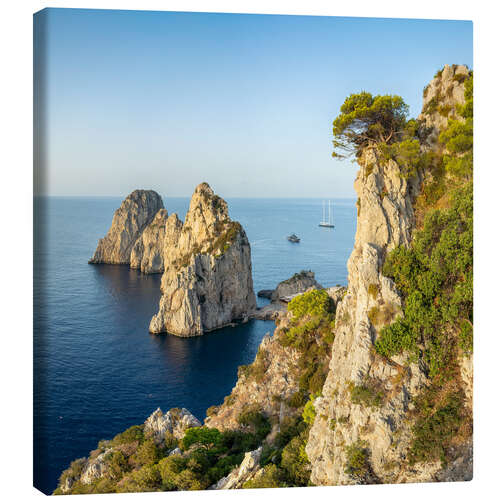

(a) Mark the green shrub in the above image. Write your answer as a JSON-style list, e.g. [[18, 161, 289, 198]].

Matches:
[[408, 391, 465, 465], [344, 440, 370, 479], [377, 183, 472, 378], [440, 73, 473, 179], [133, 439, 160, 467], [251, 349, 270, 382], [458, 320, 473, 355], [364, 163, 374, 178], [375, 317, 416, 358], [181, 427, 221, 451], [349, 380, 384, 408], [423, 95, 440, 114], [116, 464, 162, 493], [242, 464, 285, 488], [288, 289, 334, 321], [157, 455, 188, 490], [237, 410, 271, 440], [280, 431, 311, 486], [367, 283, 379, 299], [274, 416, 307, 449], [379, 138, 433, 179], [224, 393, 236, 406], [105, 450, 130, 480], [302, 395, 317, 425], [110, 425, 144, 447], [438, 104, 452, 117], [287, 390, 307, 408]]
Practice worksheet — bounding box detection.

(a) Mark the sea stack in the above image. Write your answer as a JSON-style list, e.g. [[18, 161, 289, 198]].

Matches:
[[149, 182, 256, 336], [89, 189, 164, 265], [130, 208, 169, 274]]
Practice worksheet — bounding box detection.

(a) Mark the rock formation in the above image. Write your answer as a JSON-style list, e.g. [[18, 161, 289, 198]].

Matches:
[[149, 182, 256, 336], [254, 271, 325, 320], [305, 66, 472, 485], [305, 145, 426, 485], [210, 447, 263, 489], [89, 190, 164, 265], [56, 407, 201, 493], [419, 64, 469, 146], [144, 407, 201, 442], [257, 270, 322, 302], [130, 208, 169, 274], [205, 329, 301, 432]]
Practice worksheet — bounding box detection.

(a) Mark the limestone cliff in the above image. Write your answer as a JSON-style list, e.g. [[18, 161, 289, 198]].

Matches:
[[420, 64, 469, 146], [305, 65, 472, 485], [149, 183, 256, 336], [144, 407, 202, 441], [305, 147, 426, 485], [89, 190, 164, 265], [205, 324, 301, 433], [130, 208, 169, 274]]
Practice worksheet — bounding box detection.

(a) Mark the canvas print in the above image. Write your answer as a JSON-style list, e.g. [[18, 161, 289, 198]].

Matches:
[[33, 8, 473, 495]]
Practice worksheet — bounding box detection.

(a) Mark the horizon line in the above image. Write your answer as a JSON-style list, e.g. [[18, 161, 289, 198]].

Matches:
[[35, 194, 357, 200]]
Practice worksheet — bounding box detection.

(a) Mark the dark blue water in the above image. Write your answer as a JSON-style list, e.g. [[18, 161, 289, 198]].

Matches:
[[34, 196, 356, 494]]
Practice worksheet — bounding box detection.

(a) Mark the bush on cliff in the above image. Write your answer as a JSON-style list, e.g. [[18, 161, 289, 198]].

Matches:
[[242, 464, 285, 488], [375, 182, 473, 377], [408, 389, 466, 466], [440, 72, 473, 179], [287, 288, 334, 320], [278, 289, 336, 397], [373, 69, 473, 467]]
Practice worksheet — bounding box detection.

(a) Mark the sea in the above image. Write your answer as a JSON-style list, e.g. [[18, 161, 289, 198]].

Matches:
[[33, 196, 356, 494]]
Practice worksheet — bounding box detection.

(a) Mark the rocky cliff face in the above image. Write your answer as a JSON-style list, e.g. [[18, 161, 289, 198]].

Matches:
[[89, 190, 164, 265], [144, 407, 202, 441], [149, 183, 256, 336], [305, 67, 472, 486], [205, 324, 301, 433], [205, 285, 345, 434], [130, 208, 169, 274], [420, 64, 469, 146], [305, 149, 427, 485]]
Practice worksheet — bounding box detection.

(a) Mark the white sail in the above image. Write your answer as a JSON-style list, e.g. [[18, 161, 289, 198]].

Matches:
[[319, 199, 335, 228]]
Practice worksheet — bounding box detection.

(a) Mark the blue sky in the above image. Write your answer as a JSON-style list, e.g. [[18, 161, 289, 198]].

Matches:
[[36, 8, 472, 197]]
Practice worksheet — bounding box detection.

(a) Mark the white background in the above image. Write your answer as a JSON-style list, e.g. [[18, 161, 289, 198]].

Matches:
[[1, 1, 498, 498]]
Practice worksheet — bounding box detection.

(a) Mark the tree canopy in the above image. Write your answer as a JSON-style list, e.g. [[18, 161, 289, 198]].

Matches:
[[332, 92, 409, 159]]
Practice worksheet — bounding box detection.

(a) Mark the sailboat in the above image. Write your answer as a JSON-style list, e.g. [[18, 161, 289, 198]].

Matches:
[[319, 200, 335, 228]]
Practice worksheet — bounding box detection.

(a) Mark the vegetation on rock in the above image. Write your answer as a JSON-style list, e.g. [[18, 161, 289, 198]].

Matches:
[[55, 420, 274, 494], [344, 440, 370, 480], [373, 68, 473, 467], [332, 92, 409, 159]]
